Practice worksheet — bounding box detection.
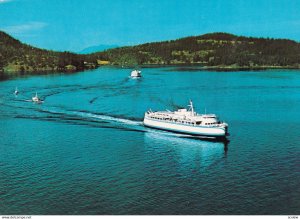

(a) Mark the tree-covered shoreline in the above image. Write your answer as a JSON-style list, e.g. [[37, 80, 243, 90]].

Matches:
[[0, 31, 98, 76], [1, 31, 300, 78], [93, 32, 300, 68]]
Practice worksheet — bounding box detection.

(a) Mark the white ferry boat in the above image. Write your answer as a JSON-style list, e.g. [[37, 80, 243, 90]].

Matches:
[[143, 100, 228, 139], [14, 87, 19, 95], [130, 69, 142, 78], [32, 92, 43, 103]]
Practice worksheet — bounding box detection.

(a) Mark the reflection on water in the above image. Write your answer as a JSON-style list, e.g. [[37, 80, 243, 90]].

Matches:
[[144, 131, 228, 172]]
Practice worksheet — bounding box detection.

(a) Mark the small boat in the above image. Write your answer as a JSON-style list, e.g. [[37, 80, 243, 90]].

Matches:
[[32, 92, 43, 103], [143, 100, 228, 139], [130, 69, 142, 78], [14, 87, 19, 95]]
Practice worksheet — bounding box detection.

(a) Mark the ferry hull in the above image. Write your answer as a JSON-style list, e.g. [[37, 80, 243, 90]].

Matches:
[[143, 117, 227, 138], [131, 76, 141, 79]]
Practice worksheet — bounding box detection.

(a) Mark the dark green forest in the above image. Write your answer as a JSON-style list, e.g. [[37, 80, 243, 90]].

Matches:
[[0, 31, 97, 75], [1, 30, 300, 77], [93, 32, 300, 68]]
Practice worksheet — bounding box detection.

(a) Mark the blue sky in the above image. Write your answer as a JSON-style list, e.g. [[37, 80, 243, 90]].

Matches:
[[1, 0, 300, 52]]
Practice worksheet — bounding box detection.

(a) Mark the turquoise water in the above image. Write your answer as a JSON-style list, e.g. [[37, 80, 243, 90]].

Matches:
[[0, 67, 299, 215]]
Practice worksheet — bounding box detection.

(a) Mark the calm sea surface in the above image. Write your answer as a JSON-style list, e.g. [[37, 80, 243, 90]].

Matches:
[[0, 67, 299, 215]]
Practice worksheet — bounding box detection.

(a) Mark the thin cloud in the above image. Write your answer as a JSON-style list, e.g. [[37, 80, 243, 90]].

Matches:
[[2, 22, 47, 34], [0, 0, 12, 3]]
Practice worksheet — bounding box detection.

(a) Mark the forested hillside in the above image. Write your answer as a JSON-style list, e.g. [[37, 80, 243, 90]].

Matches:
[[94, 32, 300, 68], [0, 31, 97, 74], [2, 31, 300, 77]]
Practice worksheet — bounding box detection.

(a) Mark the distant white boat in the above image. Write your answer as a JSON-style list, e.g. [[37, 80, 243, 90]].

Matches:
[[32, 92, 43, 103], [130, 69, 142, 78], [14, 87, 19, 95], [143, 100, 228, 139]]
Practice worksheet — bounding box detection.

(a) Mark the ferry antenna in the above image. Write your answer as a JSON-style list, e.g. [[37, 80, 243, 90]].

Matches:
[[188, 99, 194, 116]]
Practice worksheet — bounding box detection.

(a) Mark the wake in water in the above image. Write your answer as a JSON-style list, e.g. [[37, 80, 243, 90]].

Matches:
[[8, 100, 218, 141], [3, 77, 228, 143]]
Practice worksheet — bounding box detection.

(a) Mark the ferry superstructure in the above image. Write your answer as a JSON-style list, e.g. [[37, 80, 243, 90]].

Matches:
[[143, 100, 228, 139], [130, 70, 142, 78]]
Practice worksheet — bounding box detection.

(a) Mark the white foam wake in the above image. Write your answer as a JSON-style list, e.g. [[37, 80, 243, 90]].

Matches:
[[39, 106, 142, 127], [78, 111, 142, 126]]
